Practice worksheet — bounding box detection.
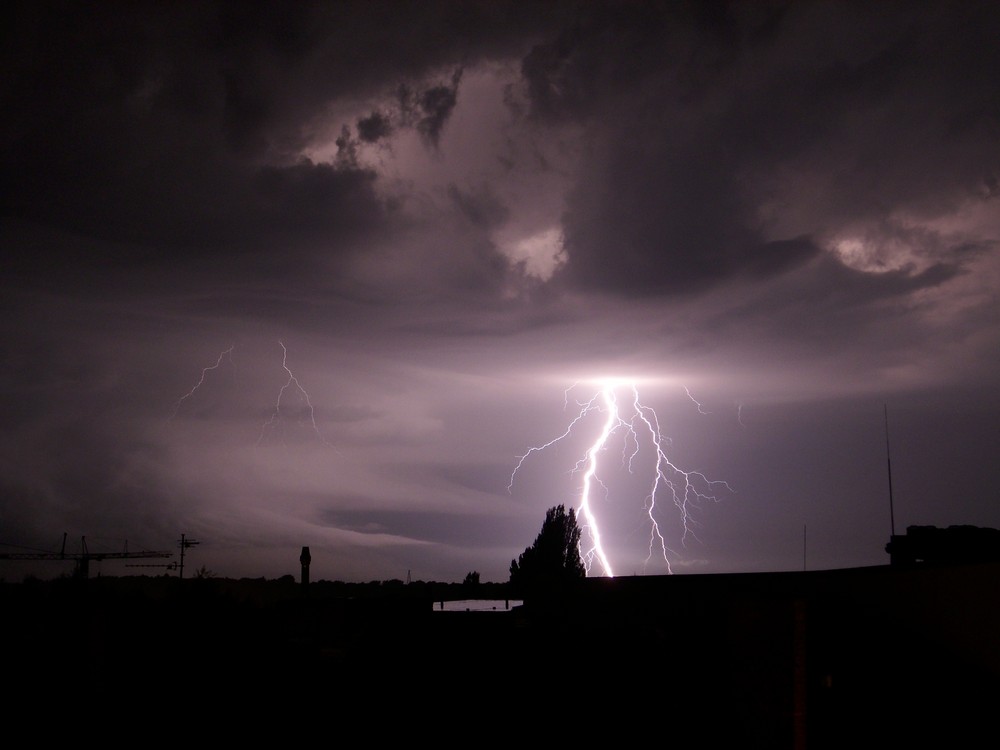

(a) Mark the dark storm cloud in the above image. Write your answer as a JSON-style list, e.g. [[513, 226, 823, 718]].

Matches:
[[357, 110, 394, 143], [447, 183, 510, 229], [1, 4, 382, 283], [741, 237, 819, 278], [520, 1, 1000, 297], [0, 0, 569, 290], [6, 0, 995, 302], [248, 160, 384, 245], [0, 357, 182, 551], [395, 68, 465, 149], [722, 253, 964, 341], [319, 508, 526, 548]]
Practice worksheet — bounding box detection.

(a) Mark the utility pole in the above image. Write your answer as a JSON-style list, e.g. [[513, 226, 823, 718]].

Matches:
[[178, 534, 199, 579]]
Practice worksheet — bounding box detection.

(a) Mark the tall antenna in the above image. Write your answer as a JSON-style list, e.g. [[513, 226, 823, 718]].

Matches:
[[884, 404, 896, 537]]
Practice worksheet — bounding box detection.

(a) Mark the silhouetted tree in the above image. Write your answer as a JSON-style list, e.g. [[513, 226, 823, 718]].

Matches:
[[510, 505, 586, 590], [463, 570, 480, 586]]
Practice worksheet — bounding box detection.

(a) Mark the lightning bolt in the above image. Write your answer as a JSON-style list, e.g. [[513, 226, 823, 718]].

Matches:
[[170, 345, 236, 420], [509, 380, 733, 577], [256, 341, 334, 450], [685, 386, 710, 414]]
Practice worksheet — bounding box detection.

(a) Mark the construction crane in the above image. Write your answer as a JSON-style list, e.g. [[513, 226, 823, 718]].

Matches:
[[0, 533, 172, 580]]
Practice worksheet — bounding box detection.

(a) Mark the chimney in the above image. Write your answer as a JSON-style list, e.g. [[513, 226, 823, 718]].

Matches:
[[300, 546, 311, 589]]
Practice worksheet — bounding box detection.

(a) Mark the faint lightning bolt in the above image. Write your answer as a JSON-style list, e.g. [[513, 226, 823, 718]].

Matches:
[[256, 341, 335, 450], [170, 345, 235, 420], [509, 380, 732, 577], [685, 386, 710, 414]]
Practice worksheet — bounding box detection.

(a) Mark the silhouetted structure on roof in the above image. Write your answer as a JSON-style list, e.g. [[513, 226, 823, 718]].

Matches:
[[886, 524, 1000, 566], [300, 546, 311, 589]]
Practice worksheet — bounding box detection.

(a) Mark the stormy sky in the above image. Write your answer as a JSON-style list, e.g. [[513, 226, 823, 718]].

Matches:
[[3, 0, 999, 583]]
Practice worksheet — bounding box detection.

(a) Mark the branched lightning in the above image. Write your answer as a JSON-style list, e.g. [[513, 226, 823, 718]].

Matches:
[[256, 341, 334, 450], [685, 386, 710, 414], [170, 341, 336, 452], [509, 380, 732, 577], [170, 345, 236, 420]]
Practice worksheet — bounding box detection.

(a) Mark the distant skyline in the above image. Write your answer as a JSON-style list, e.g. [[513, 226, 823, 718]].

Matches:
[[3, 0, 999, 582]]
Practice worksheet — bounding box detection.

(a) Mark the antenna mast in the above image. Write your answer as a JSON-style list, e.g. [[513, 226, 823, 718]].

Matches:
[[884, 404, 896, 537]]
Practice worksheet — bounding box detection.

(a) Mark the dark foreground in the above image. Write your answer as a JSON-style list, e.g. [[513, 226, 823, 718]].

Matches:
[[3, 564, 998, 747]]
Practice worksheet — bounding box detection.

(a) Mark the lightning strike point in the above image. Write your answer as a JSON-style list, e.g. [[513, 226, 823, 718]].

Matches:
[[510, 381, 733, 577]]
